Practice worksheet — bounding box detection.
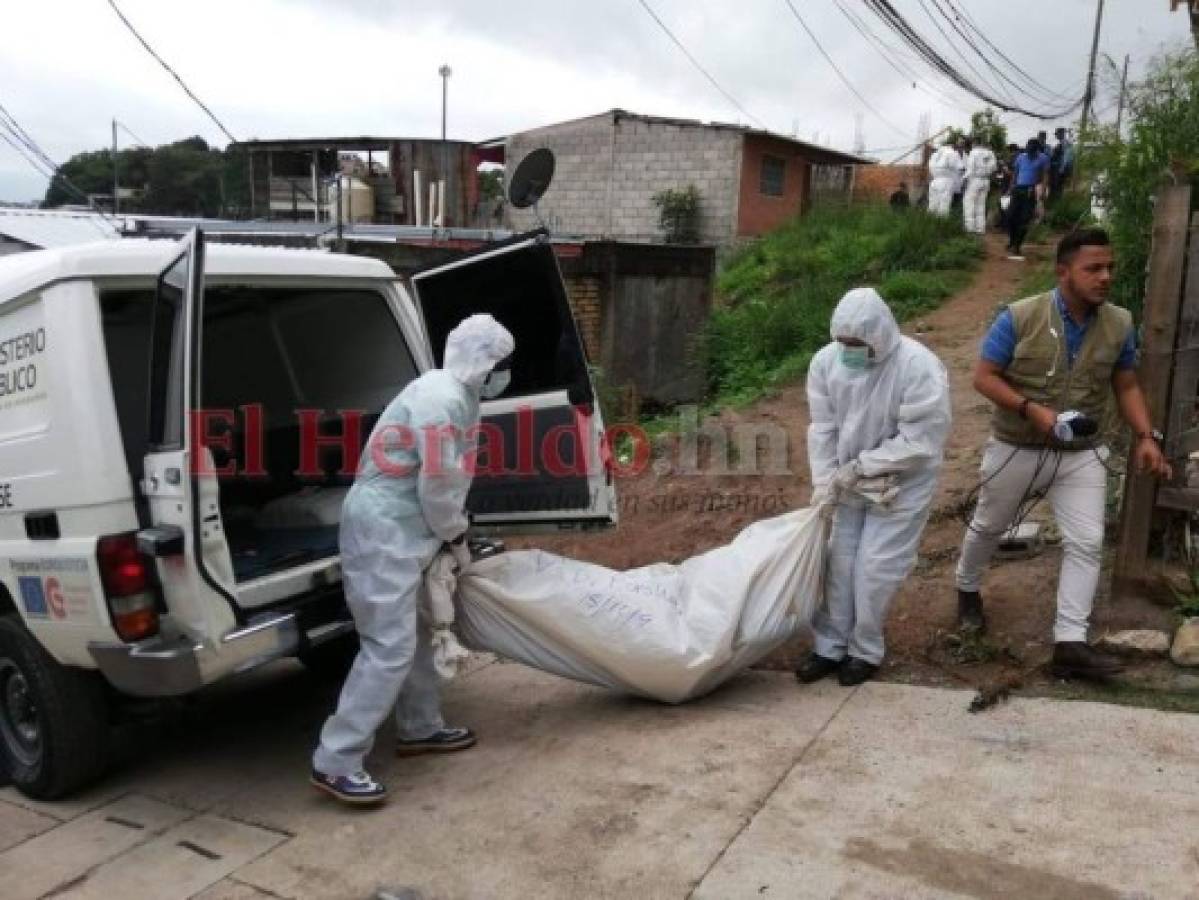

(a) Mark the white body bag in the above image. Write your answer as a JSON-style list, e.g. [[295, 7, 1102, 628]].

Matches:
[[453, 503, 833, 703]]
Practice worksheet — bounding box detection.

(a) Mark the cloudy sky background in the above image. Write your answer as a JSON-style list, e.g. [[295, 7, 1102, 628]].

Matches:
[[1, 0, 1191, 202]]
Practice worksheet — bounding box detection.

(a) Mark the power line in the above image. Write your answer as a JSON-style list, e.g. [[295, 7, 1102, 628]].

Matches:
[[780, 0, 909, 137], [0, 97, 121, 228], [942, 0, 1079, 104], [0, 127, 118, 236], [831, 0, 977, 115], [0, 102, 58, 173], [115, 119, 151, 149], [862, 0, 1084, 120], [924, 0, 1074, 109], [913, 0, 1018, 108], [105, 0, 237, 144], [635, 0, 767, 129]]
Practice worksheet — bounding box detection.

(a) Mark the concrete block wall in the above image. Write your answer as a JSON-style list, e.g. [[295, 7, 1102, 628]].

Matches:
[[506, 114, 617, 237], [608, 119, 741, 245], [506, 112, 742, 244]]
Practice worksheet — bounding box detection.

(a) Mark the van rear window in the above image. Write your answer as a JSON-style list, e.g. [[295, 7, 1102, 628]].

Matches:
[[99, 284, 417, 475]]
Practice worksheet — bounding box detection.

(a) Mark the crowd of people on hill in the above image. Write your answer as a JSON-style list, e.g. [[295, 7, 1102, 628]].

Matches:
[[891, 127, 1076, 261]]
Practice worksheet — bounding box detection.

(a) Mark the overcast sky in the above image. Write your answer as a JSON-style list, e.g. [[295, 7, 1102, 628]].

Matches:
[[0, 0, 1190, 202]]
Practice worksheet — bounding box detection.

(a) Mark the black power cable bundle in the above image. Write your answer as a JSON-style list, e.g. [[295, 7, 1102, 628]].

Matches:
[[862, 0, 1085, 120]]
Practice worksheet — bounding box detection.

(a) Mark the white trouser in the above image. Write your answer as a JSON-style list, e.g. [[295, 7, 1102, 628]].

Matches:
[[812, 467, 940, 665], [962, 177, 990, 234], [955, 439, 1107, 643], [928, 177, 955, 216], [313, 514, 445, 777]]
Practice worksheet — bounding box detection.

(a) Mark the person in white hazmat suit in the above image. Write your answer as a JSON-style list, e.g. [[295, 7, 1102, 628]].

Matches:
[[963, 141, 998, 235], [311, 314, 515, 806], [797, 289, 951, 686], [927, 139, 964, 217]]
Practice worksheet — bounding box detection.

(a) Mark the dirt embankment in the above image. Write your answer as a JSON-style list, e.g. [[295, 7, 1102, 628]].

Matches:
[[524, 234, 1183, 701]]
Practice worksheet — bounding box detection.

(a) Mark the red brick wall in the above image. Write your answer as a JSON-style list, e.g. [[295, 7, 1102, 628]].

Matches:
[[564, 275, 602, 361], [853, 163, 928, 203], [737, 135, 809, 237]]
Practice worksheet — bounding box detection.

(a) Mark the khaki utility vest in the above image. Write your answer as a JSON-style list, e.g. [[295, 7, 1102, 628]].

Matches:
[[992, 291, 1131, 447]]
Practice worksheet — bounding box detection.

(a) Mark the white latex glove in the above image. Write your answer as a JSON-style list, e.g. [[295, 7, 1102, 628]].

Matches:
[[448, 535, 472, 572], [829, 460, 862, 495], [423, 551, 471, 680], [854, 473, 900, 510]]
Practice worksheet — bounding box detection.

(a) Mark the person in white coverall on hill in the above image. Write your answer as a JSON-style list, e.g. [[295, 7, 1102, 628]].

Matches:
[[963, 141, 998, 235], [797, 289, 951, 686], [311, 314, 515, 806], [927, 139, 964, 217]]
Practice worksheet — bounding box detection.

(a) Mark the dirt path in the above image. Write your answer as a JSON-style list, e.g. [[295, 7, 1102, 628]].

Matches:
[[527, 234, 1181, 699]]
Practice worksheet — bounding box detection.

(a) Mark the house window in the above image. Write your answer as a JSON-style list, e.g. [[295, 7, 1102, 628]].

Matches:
[[760, 155, 786, 197]]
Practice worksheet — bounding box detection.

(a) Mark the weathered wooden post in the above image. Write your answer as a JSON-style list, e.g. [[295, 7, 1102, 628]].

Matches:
[[1113, 183, 1193, 596]]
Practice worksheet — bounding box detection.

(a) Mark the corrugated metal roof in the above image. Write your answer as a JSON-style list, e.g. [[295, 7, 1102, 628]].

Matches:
[[0, 208, 119, 249]]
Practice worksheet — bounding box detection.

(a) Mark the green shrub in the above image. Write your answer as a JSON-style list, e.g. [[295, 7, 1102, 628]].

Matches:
[[1043, 191, 1094, 232], [652, 185, 701, 244], [707, 204, 981, 404], [1090, 48, 1199, 318]]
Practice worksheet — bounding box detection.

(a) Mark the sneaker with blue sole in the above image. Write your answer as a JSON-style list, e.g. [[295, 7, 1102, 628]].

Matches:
[[310, 769, 387, 805], [396, 726, 477, 756]]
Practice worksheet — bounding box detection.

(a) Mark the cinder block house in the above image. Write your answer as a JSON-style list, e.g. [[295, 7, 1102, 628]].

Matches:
[[502, 109, 872, 245]]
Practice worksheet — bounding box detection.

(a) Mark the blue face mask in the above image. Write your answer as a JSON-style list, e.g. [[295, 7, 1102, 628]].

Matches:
[[840, 345, 872, 371]]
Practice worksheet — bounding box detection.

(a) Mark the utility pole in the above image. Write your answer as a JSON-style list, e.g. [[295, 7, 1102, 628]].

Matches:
[[1078, 0, 1106, 141], [1115, 53, 1131, 137], [112, 118, 119, 215], [438, 63, 452, 227]]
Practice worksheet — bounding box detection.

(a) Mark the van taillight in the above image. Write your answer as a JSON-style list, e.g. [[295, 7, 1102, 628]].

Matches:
[[97, 533, 160, 642]]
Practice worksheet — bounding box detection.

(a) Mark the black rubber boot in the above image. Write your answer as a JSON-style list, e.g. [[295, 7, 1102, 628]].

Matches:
[[838, 658, 879, 686], [795, 654, 842, 684], [957, 590, 986, 634], [1050, 642, 1124, 681]]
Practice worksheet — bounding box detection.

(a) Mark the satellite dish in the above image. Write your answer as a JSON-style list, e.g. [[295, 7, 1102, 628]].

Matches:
[[508, 148, 555, 210]]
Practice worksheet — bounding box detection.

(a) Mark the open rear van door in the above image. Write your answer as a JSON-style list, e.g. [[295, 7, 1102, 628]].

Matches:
[[410, 233, 617, 531], [141, 230, 240, 641]]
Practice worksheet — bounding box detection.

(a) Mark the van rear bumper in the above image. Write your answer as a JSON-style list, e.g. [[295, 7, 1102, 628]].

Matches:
[[87, 612, 312, 697]]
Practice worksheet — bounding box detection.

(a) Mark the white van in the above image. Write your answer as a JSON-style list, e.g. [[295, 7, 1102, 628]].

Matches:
[[0, 230, 616, 798]]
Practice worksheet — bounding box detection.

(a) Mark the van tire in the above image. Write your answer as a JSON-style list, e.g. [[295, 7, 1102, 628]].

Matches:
[[298, 633, 359, 682], [0, 615, 109, 799]]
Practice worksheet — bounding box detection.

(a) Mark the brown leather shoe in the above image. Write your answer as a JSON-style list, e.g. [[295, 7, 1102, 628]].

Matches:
[[1051, 642, 1124, 681], [957, 590, 986, 633]]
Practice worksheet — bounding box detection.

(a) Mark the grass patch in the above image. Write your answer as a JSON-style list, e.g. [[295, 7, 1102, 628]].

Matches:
[[706, 204, 982, 407]]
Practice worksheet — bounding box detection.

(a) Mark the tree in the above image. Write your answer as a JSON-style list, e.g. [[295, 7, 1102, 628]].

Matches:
[[1091, 48, 1199, 315], [943, 108, 1008, 153], [477, 168, 504, 203], [652, 185, 701, 244], [969, 109, 1008, 154], [44, 136, 245, 216]]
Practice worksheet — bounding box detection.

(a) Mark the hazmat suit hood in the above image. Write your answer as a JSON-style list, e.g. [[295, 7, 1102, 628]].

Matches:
[[829, 288, 901, 362], [442, 314, 516, 390]]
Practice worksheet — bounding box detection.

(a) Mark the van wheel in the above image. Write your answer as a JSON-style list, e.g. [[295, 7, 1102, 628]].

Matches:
[[298, 633, 359, 682], [0, 615, 109, 799]]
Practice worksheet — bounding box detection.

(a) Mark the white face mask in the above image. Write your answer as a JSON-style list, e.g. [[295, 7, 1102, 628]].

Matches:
[[481, 368, 511, 399]]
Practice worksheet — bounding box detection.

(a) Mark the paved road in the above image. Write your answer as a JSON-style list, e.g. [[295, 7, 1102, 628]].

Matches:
[[2, 659, 1197, 898]]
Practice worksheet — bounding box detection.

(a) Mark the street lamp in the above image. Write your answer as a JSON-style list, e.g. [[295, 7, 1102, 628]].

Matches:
[[439, 64, 452, 227]]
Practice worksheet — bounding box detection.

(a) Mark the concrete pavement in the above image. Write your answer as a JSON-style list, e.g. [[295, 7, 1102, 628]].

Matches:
[[1, 658, 1197, 899]]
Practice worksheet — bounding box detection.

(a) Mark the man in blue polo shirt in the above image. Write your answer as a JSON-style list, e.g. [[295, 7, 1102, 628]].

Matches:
[[1006, 138, 1050, 260], [955, 229, 1171, 680]]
